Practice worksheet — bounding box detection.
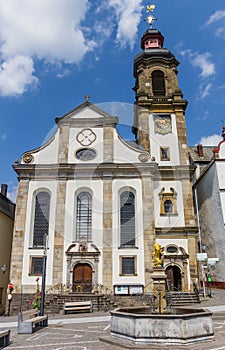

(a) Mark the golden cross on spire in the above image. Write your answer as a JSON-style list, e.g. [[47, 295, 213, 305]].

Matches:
[[85, 94, 90, 102]]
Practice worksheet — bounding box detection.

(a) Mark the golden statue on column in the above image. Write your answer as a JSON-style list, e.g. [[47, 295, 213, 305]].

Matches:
[[152, 243, 164, 267]]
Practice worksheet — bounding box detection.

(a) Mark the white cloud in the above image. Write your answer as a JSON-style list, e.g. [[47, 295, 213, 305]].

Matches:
[[0, 0, 93, 96], [198, 83, 212, 100], [7, 185, 18, 203], [108, 0, 143, 48], [204, 10, 225, 26], [192, 53, 215, 78], [203, 10, 225, 39], [198, 134, 221, 146], [0, 0, 144, 97], [180, 50, 215, 78], [0, 0, 92, 62], [0, 56, 38, 96], [56, 69, 71, 79]]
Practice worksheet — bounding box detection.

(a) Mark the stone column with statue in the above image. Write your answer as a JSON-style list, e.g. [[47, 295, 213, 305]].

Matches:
[[151, 243, 167, 313]]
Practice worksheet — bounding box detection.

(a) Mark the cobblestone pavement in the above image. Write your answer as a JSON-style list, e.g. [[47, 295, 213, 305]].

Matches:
[[1, 289, 225, 350]]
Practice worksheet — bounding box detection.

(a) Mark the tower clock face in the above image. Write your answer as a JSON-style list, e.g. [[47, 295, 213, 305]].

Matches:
[[76, 128, 96, 146]]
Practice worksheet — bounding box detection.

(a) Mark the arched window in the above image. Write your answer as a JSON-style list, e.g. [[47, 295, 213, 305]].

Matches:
[[76, 192, 92, 241], [120, 191, 135, 247], [33, 192, 50, 248], [152, 70, 166, 96], [164, 200, 173, 214]]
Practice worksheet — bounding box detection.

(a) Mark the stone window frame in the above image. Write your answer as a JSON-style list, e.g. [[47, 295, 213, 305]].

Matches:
[[119, 256, 137, 276], [29, 256, 43, 276], [160, 146, 170, 161], [158, 187, 178, 216]]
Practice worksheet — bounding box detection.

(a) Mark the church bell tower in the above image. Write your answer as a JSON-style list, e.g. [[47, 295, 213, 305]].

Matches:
[[132, 6, 199, 291], [133, 17, 189, 166]]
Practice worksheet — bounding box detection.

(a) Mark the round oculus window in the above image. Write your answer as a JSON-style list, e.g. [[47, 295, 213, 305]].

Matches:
[[166, 245, 178, 254], [75, 148, 97, 161]]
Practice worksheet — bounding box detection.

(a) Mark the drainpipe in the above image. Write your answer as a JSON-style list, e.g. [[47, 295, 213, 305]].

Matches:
[[194, 188, 206, 298]]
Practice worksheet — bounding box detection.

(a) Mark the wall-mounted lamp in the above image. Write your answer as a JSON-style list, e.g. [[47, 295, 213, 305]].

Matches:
[[1, 264, 7, 274]]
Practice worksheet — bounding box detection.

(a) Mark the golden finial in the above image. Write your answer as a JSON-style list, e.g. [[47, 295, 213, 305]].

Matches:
[[146, 4, 155, 13], [85, 94, 90, 102], [145, 4, 157, 28]]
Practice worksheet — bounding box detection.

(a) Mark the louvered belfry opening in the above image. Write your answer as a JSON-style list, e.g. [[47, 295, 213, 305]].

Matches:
[[152, 70, 166, 95]]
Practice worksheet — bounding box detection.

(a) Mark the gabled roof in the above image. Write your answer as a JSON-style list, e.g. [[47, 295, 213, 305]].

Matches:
[[55, 100, 118, 126]]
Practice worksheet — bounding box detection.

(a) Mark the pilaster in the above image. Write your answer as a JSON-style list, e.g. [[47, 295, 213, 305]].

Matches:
[[10, 180, 29, 292], [181, 178, 196, 227], [52, 180, 66, 285], [175, 111, 189, 165], [141, 173, 155, 292], [102, 176, 113, 289], [103, 126, 114, 162], [58, 125, 70, 163]]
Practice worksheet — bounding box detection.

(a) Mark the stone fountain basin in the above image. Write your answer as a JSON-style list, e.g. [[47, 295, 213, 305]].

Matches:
[[110, 307, 214, 345]]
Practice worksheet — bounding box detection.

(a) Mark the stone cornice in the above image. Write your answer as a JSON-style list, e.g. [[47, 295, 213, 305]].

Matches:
[[13, 163, 195, 181], [156, 165, 196, 180], [13, 162, 158, 180], [155, 226, 198, 236], [56, 116, 119, 127]]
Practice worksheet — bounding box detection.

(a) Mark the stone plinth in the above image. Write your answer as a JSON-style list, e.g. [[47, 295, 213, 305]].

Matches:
[[152, 267, 167, 313]]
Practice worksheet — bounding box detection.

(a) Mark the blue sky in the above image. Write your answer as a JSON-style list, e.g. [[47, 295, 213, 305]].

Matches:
[[1, 0, 225, 200]]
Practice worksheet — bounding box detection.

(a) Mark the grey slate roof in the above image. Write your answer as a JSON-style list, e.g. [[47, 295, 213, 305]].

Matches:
[[188, 146, 214, 163]]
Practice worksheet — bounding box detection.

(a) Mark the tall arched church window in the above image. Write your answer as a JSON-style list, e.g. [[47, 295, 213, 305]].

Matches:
[[120, 191, 135, 247], [33, 192, 50, 248], [76, 192, 92, 242], [152, 70, 166, 96]]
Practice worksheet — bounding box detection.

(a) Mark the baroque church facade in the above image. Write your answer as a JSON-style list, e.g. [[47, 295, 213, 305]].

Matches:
[[10, 26, 199, 298]]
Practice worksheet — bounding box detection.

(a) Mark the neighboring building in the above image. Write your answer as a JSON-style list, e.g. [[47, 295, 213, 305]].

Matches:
[[193, 127, 225, 288], [0, 184, 15, 315], [10, 24, 198, 301], [189, 144, 214, 182]]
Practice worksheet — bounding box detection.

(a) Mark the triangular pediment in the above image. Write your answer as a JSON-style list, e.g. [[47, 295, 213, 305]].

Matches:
[[55, 101, 118, 126]]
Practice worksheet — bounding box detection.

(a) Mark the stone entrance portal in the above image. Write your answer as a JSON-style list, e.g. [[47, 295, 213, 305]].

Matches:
[[73, 263, 92, 293], [166, 265, 182, 291]]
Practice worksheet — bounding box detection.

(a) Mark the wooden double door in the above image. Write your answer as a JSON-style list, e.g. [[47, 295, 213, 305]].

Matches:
[[73, 263, 92, 293]]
